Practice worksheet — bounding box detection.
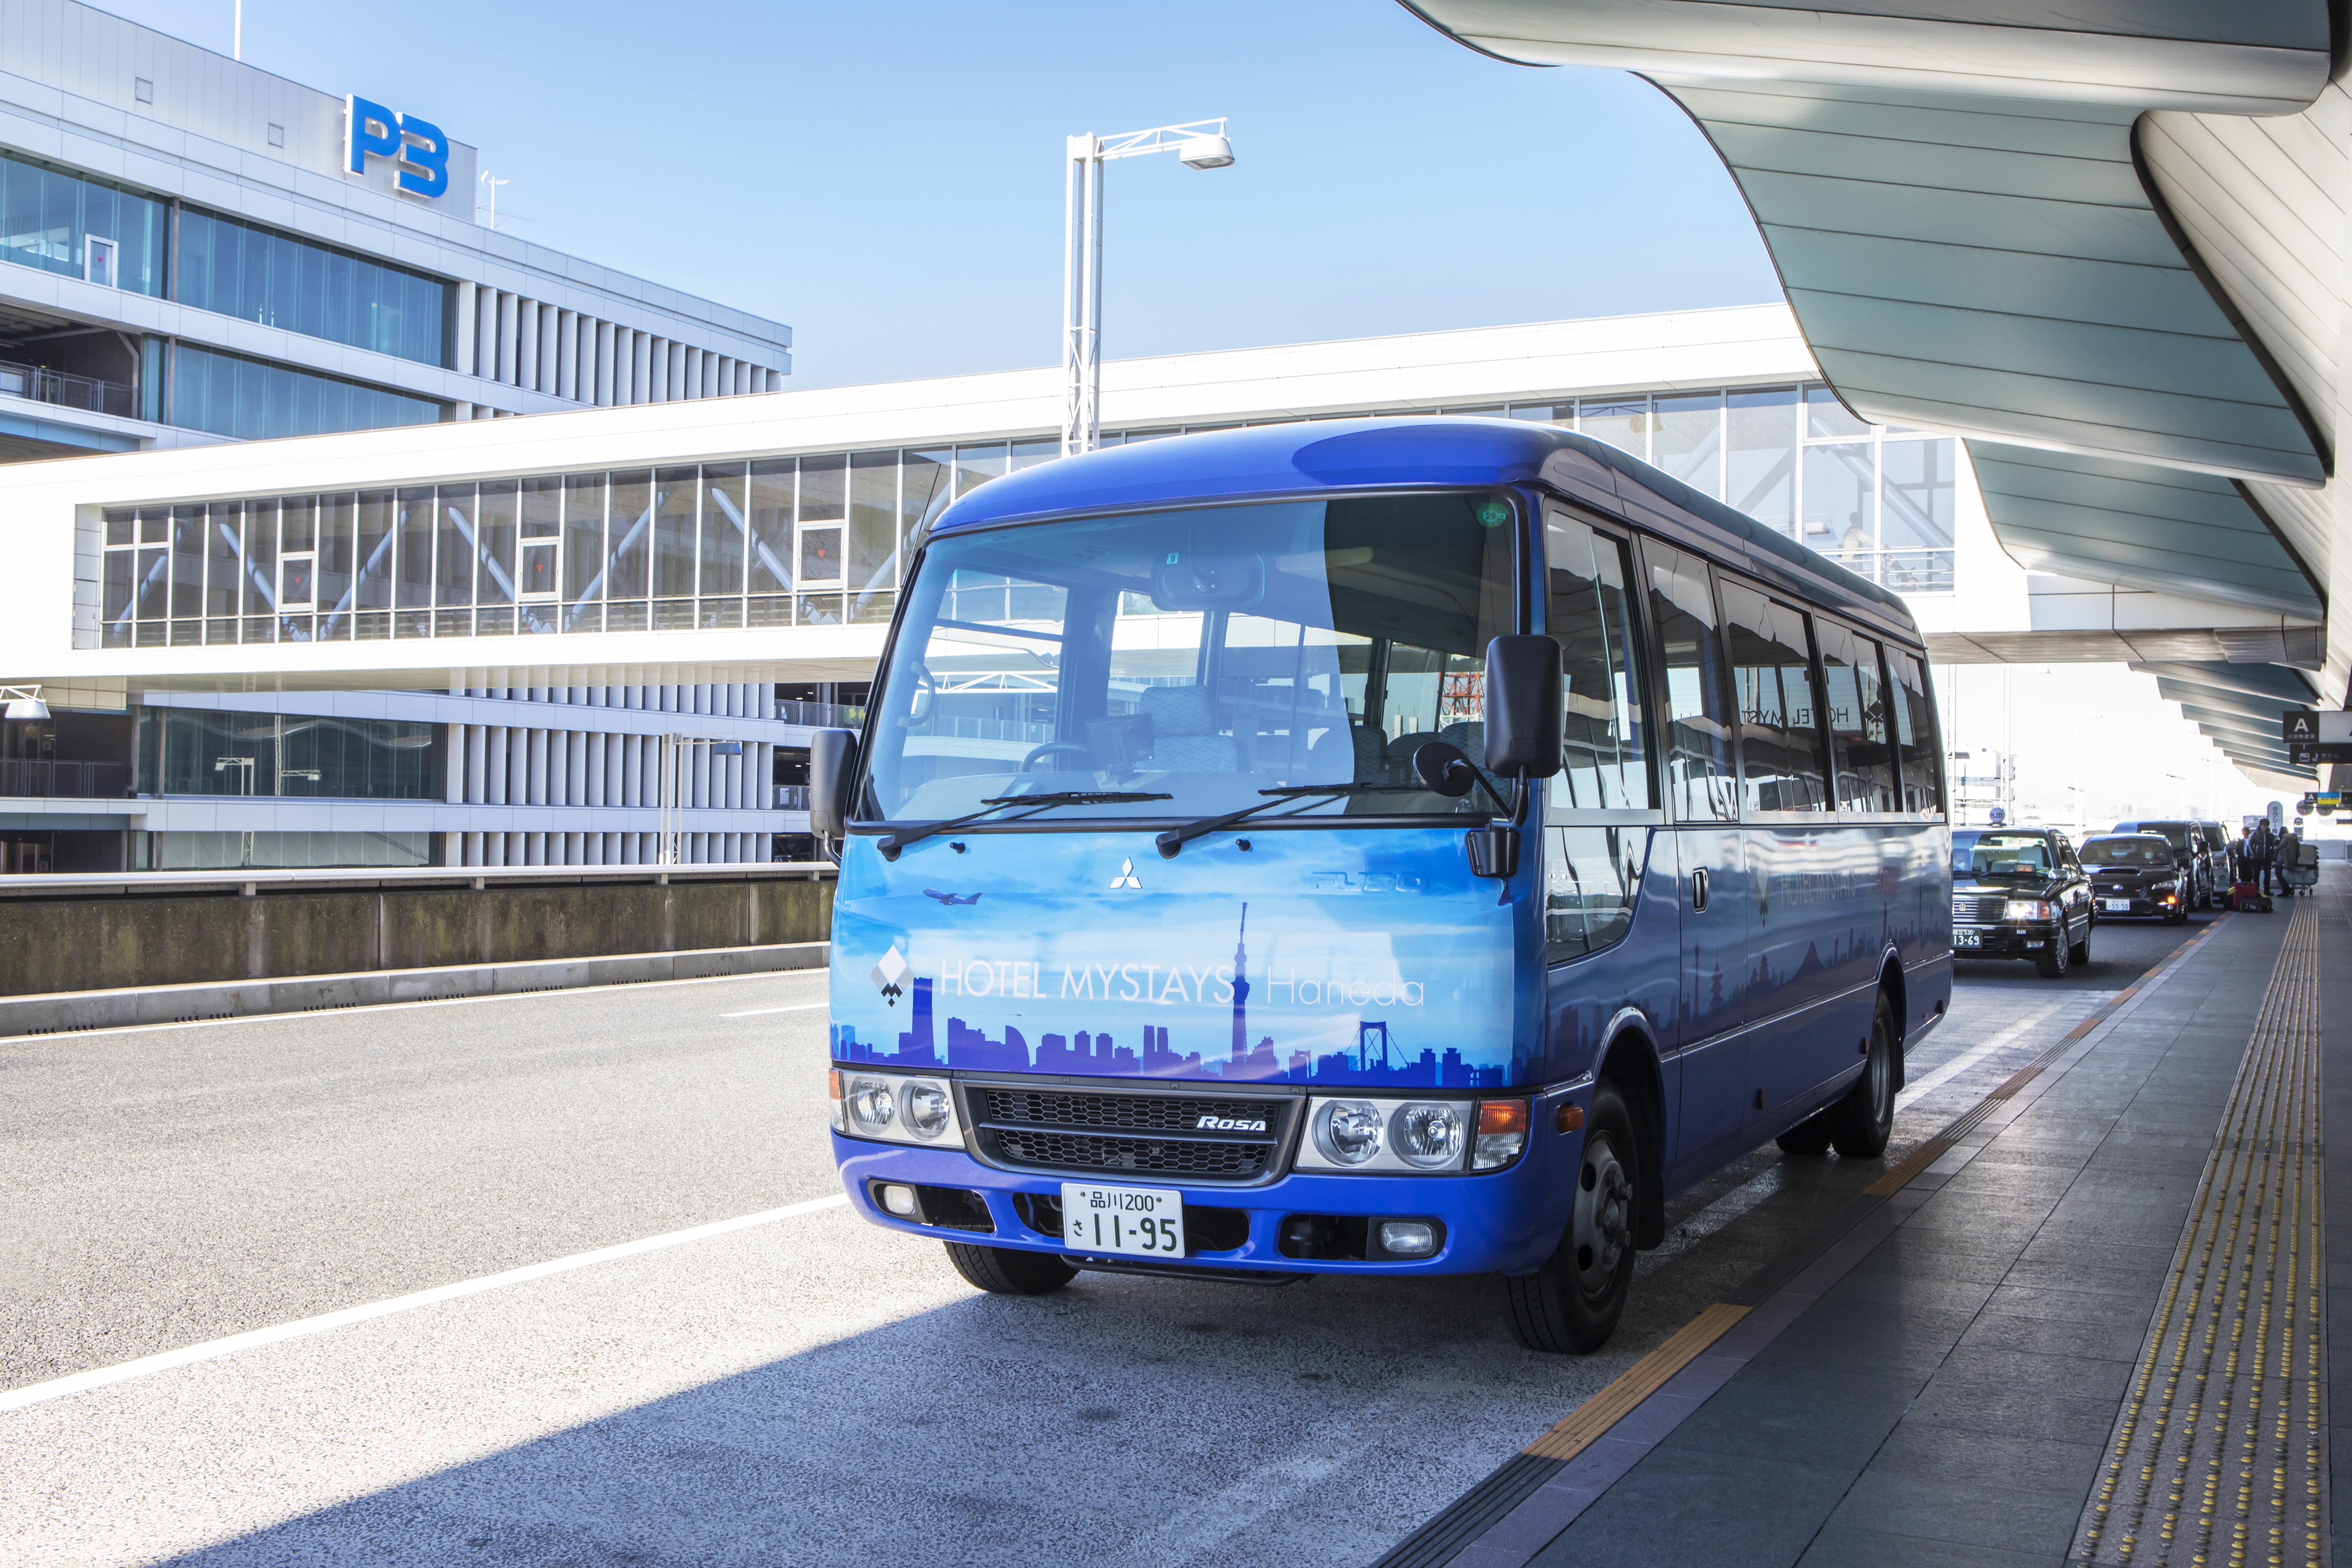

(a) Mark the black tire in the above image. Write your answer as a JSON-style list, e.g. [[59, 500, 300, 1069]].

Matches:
[[2034, 925, 2070, 978], [943, 1241, 1077, 1296], [1825, 993, 1898, 1158], [1506, 1082, 1639, 1354], [2167, 899, 2190, 925], [1775, 1115, 1833, 1155], [2068, 913, 2091, 966]]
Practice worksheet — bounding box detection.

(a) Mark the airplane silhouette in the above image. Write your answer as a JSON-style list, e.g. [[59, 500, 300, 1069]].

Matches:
[[922, 889, 982, 906]]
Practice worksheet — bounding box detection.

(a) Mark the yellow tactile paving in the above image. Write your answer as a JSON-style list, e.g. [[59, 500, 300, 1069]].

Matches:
[[2072, 899, 2326, 1568]]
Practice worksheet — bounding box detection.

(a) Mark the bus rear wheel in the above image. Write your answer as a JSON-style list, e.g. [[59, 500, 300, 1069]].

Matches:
[[943, 1241, 1077, 1296], [1506, 1082, 1639, 1354]]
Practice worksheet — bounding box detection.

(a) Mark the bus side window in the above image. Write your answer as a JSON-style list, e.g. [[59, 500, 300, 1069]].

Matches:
[[1542, 510, 1651, 812], [1886, 647, 1944, 815], [1638, 539, 1737, 821], [1817, 620, 1896, 813], [1719, 580, 1830, 813]]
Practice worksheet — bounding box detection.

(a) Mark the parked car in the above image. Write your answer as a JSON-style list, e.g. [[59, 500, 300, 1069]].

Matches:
[[1951, 827, 2094, 977], [2082, 833, 2191, 924], [2111, 819, 2217, 910]]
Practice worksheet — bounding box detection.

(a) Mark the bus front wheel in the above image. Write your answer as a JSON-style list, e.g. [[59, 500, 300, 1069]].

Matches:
[[1825, 993, 1897, 1159], [1506, 1082, 1640, 1354], [943, 1241, 1078, 1296]]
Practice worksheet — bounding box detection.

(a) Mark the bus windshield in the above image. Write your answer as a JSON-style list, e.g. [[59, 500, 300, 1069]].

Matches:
[[858, 493, 1530, 824]]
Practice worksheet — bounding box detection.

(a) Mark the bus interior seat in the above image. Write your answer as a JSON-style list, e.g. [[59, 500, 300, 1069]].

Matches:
[[1140, 685, 1241, 772]]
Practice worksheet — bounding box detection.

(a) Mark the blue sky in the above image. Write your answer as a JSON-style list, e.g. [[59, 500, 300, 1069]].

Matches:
[[103, 0, 1781, 387]]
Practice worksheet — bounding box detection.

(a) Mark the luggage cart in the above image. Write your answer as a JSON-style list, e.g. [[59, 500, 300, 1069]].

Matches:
[[2282, 842, 2319, 894]]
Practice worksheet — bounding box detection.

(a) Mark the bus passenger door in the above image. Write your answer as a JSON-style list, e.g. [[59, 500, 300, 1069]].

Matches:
[[1674, 826, 1751, 1180]]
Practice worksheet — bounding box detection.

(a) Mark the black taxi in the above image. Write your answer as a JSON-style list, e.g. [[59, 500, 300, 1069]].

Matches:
[[1950, 827, 2095, 978]]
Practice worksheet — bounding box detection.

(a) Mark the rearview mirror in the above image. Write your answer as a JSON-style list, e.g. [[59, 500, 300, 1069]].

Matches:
[[1483, 635, 1563, 779], [809, 728, 860, 846]]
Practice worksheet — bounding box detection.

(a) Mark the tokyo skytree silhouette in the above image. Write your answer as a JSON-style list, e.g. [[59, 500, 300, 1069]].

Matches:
[[1230, 902, 1250, 1067]]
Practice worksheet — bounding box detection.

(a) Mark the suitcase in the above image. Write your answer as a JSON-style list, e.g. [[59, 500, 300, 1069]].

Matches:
[[2232, 882, 2273, 912]]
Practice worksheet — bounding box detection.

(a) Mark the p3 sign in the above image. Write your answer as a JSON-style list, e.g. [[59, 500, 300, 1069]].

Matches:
[[345, 96, 448, 199]]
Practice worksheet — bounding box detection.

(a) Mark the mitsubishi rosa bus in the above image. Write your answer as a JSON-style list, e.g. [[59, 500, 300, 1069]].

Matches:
[[808, 418, 1952, 1352]]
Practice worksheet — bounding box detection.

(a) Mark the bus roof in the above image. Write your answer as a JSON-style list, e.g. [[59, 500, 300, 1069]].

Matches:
[[926, 418, 1924, 647]]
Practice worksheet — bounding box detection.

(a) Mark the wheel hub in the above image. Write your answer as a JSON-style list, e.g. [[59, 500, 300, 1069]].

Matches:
[[1572, 1130, 1633, 1295]]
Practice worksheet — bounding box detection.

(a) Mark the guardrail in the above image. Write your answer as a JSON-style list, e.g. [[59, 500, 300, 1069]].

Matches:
[[774, 700, 866, 728], [0, 357, 134, 419], [0, 859, 835, 901], [0, 759, 133, 798]]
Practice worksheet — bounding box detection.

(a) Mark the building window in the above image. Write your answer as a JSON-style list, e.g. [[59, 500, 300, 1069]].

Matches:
[[0, 148, 166, 296], [174, 206, 453, 368], [133, 77, 153, 104], [137, 831, 436, 870], [167, 343, 444, 441], [138, 709, 445, 800]]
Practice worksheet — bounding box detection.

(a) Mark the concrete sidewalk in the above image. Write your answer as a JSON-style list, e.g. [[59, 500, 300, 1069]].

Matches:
[[1387, 876, 2336, 1568]]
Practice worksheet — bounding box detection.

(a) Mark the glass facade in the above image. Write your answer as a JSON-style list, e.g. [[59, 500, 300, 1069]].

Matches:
[[95, 382, 1959, 650], [102, 446, 989, 648], [175, 206, 451, 368], [0, 147, 167, 296], [168, 344, 443, 442], [1496, 384, 1958, 595], [135, 708, 444, 799]]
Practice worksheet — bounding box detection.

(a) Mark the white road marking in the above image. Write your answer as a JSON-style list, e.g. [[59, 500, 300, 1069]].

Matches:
[[0, 1192, 850, 1414], [720, 1002, 832, 1018], [0, 967, 831, 1048], [1896, 997, 2082, 1108]]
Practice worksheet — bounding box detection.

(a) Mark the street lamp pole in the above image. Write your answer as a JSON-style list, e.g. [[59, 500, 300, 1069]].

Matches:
[[1061, 119, 1234, 456]]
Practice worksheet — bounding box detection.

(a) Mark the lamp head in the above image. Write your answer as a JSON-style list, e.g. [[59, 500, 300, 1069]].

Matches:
[[1177, 134, 1234, 170]]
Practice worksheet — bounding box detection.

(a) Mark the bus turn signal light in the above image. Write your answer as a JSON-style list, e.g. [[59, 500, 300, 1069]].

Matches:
[[1472, 1099, 1530, 1169]]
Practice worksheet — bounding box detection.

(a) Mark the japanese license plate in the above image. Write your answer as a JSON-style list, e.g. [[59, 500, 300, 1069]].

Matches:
[[2105, 898, 2132, 913], [1060, 1182, 1185, 1258], [1953, 927, 1980, 947]]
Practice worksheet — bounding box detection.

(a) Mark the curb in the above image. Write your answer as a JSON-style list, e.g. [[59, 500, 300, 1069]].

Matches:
[[0, 941, 830, 1038]]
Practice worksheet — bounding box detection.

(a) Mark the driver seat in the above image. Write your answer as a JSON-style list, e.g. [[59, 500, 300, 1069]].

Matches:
[[1141, 686, 1240, 772]]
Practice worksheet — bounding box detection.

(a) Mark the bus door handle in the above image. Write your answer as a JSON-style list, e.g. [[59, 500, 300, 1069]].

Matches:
[[1692, 867, 1709, 912]]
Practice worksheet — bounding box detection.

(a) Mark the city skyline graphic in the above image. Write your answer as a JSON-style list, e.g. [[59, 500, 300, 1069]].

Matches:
[[833, 899, 1509, 1088]]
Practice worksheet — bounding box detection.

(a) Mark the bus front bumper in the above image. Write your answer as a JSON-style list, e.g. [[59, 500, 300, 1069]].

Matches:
[[831, 1133, 1572, 1278]]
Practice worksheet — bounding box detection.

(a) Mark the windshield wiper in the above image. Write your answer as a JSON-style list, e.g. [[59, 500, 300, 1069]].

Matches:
[[1153, 783, 1436, 860], [877, 791, 1173, 861]]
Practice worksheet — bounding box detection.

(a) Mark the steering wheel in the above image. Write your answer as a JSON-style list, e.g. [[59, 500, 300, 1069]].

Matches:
[[1021, 742, 1092, 772]]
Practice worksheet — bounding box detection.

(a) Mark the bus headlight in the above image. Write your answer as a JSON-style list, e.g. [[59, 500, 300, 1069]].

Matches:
[[844, 1074, 897, 1135], [1315, 1100, 1384, 1165], [1392, 1102, 1464, 1168], [833, 1069, 966, 1146], [902, 1080, 953, 1140]]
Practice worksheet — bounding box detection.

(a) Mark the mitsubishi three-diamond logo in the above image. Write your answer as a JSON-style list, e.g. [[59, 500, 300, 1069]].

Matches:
[[870, 943, 911, 1006], [1108, 858, 1142, 890]]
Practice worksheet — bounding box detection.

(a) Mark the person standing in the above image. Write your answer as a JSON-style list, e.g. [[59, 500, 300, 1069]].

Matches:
[[2248, 819, 2276, 896]]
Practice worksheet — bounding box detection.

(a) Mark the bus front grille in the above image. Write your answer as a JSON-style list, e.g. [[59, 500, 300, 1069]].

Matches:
[[992, 1128, 1271, 1178], [964, 1083, 1297, 1184]]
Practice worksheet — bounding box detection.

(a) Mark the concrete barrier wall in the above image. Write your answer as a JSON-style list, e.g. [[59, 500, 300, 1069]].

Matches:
[[0, 872, 835, 996]]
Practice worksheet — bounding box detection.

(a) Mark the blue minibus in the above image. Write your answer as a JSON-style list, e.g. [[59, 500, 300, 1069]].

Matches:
[[810, 418, 1951, 1351]]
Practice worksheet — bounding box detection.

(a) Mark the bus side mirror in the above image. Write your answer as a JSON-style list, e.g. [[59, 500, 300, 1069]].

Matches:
[[1484, 635, 1563, 779], [809, 728, 860, 846]]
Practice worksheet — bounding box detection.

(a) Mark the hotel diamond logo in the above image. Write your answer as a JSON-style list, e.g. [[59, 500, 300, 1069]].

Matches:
[[870, 943, 911, 1005]]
